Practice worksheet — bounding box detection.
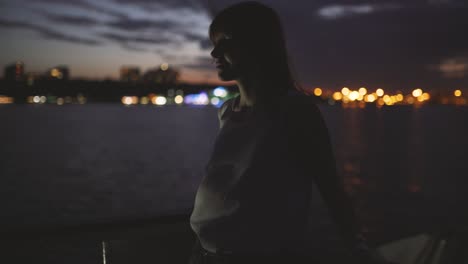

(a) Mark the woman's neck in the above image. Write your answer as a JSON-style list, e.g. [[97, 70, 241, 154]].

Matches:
[[235, 75, 272, 109]]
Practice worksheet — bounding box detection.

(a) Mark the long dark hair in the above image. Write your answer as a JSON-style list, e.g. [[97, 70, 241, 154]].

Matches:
[[209, 1, 305, 103]]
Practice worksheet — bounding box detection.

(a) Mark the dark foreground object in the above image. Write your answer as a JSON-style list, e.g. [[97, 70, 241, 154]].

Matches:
[[1, 213, 467, 264]]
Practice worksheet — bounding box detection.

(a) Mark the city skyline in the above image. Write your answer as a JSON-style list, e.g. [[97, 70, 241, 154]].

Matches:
[[1, 0, 468, 89]]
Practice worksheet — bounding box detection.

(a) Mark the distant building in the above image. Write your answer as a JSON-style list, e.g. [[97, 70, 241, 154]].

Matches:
[[4, 61, 25, 81], [143, 63, 179, 84], [46, 66, 70, 80], [25, 72, 43, 86], [120, 66, 141, 82]]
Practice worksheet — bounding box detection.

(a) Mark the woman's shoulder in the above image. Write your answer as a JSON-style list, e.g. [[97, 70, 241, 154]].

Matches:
[[218, 96, 236, 121]]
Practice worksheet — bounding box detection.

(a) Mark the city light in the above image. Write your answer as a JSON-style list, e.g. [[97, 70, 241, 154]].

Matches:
[[332, 92, 342, 101], [314, 88, 323, 96], [377, 98, 385, 106], [376, 88, 384, 97], [0, 96, 14, 104], [358, 87, 367, 96], [406, 96, 415, 104], [51, 68, 63, 79], [160, 63, 169, 71], [213, 87, 228, 97], [140, 96, 149, 105], [412, 88, 423, 97], [383, 95, 392, 105], [4, 60, 464, 108], [184, 93, 209, 105], [174, 95, 184, 104], [421, 93, 430, 101], [341, 87, 350, 96], [210, 97, 221, 106], [195, 93, 209, 105], [153, 96, 167, 106], [349, 91, 359, 101], [396, 94, 404, 102], [357, 93, 364, 101], [365, 94, 376, 102], [8, 60, 467, 108], [122, 96, 133, 105]]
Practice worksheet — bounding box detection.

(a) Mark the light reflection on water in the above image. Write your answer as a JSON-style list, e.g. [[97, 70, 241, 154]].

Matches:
[[0, 104, 467, 242], [319, 105, 468, 242]]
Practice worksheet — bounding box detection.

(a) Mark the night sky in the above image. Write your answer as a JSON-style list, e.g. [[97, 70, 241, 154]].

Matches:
[[1, 0, 467, 90]]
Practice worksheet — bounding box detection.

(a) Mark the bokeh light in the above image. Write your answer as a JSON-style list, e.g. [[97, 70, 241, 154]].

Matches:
[[213, 87, 228, 98], [210, 97, 221, 106], [332, 92, 342, 101], [349, 91, 359, 101], [122, 96, 133, 105], [366, 94, 376, 102], [160, 63, 169, 71], [412, 88, 423, 97], [140, 96, 149, 105], [153, 96, 167, 105], [358, 87, 367, 96], [376, 88, 384, 97], [174, 95, 184, 104], [314, 88, 322, 96], [341, 87, 350, 96]]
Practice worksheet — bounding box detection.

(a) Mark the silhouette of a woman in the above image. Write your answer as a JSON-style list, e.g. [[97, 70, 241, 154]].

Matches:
[[189, 2, 391, 263]]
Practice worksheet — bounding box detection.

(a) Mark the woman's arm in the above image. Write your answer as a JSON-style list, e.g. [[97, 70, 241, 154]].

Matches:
[[288, 97, 363, 246], [289, 96, 393, 263]]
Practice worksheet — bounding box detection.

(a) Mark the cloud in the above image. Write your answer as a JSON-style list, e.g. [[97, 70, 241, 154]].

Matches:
[[106, 18, 179, 31], [32, 0, 127, 18], [41, 12, 100, 26], [99, 32, 174, 45], [103, 16, 210, 50], [315, 0, 468, 20], [112, 0, 206, 11], [121, 44, 149, 52], [0, 19, 101, 46], [180, 55, 214, 70], [317, 3, 401, 20], [183, 32, 211, 49], [7, 0, 212, 54]]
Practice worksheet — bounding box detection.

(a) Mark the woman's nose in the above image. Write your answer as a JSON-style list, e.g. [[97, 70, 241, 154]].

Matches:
[[210, 46, 220, 59]]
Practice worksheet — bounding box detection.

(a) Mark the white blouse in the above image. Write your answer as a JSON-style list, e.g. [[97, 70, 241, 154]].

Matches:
[[190, 91, 339, 255]]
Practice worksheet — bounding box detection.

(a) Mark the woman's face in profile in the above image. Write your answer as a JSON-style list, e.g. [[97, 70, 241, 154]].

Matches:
[[210, 31, 245, 81]]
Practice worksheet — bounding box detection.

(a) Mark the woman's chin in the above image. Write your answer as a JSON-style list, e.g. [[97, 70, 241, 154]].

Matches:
[[217, 71, 236, 81]]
